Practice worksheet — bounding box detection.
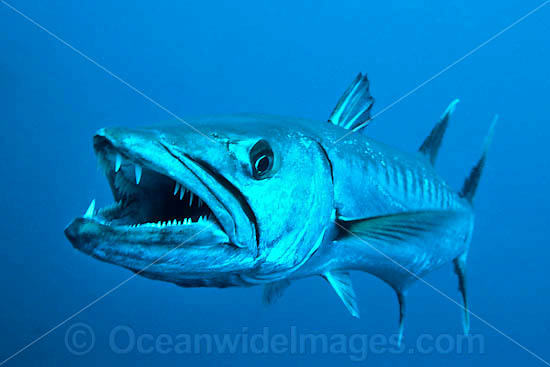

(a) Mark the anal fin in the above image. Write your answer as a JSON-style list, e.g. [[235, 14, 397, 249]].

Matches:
[[323, 271, 360, 318]]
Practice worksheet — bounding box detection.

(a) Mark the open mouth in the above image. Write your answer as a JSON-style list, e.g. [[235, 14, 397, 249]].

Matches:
[[67, 128, 257, 256], [89, 139, 220, 231]]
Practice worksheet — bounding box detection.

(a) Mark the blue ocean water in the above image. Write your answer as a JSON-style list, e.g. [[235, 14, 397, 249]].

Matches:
[[1, 0, 549, 365]]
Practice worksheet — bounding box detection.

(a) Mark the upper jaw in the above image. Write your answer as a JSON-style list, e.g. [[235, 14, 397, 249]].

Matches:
[[87, 127, 258, 255]]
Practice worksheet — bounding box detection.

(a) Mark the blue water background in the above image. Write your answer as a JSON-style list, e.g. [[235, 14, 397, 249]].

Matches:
[[1, 0, 549, 365]]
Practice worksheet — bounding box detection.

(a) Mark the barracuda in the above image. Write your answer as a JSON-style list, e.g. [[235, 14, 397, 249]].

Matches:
[[65, 73, 496, 343]]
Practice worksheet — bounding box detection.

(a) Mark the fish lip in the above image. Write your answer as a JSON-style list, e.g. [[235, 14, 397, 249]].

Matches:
[[90, 128, 257, 255], [64, 216, 229, 254]]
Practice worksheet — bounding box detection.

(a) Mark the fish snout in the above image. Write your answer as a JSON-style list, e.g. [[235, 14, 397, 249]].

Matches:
[[64, 218, 99, 254]]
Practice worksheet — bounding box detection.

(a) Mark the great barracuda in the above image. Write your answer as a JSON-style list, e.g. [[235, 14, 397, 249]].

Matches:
[[65, 73, 496, 343]]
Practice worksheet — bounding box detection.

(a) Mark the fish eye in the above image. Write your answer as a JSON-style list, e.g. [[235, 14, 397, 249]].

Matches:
[[249, 139, 274, 179]]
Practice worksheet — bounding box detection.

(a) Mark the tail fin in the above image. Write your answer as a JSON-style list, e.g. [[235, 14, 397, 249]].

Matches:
[[459, 115, 498, 203]]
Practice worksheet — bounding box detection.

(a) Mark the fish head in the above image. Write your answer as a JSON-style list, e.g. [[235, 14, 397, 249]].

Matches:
[[65, 115, 334, 286]]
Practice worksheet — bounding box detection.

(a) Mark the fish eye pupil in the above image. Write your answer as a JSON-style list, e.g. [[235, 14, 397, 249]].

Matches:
[[250, 139, 274, 179], [255, 155, 270, 174]]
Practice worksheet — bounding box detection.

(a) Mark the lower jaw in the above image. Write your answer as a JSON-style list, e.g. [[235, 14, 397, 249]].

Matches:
[[65, 217, 256, 289], [65, 216, 229, 253]]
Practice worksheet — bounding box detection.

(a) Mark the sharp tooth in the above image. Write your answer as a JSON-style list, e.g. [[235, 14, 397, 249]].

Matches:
[[189, 192, 194, 206], [135, 164, 142, 184], [84, 199, 96, 218], [180, 187, 184, 200], [115, 154, 122, 172], [174, 182, 181, 196]]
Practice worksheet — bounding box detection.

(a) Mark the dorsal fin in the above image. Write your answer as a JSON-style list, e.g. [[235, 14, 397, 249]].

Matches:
[[459, 115, 498, 203], [419, 99, 459, 165], [328, 73, 375, 132]]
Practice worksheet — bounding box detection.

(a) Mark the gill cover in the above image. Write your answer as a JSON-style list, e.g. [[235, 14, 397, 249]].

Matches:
[[237, 134, 335, 281], [160, 115, 335, 280]]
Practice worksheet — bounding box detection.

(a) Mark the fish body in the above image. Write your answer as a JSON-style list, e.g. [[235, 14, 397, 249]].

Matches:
[[65, 74, 496, 339]]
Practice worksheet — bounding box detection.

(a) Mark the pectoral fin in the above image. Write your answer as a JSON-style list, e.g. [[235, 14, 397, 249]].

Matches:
[[339, 210, 464, 247], [337, 210, 470, 341], [323, 271, 360, 318]]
